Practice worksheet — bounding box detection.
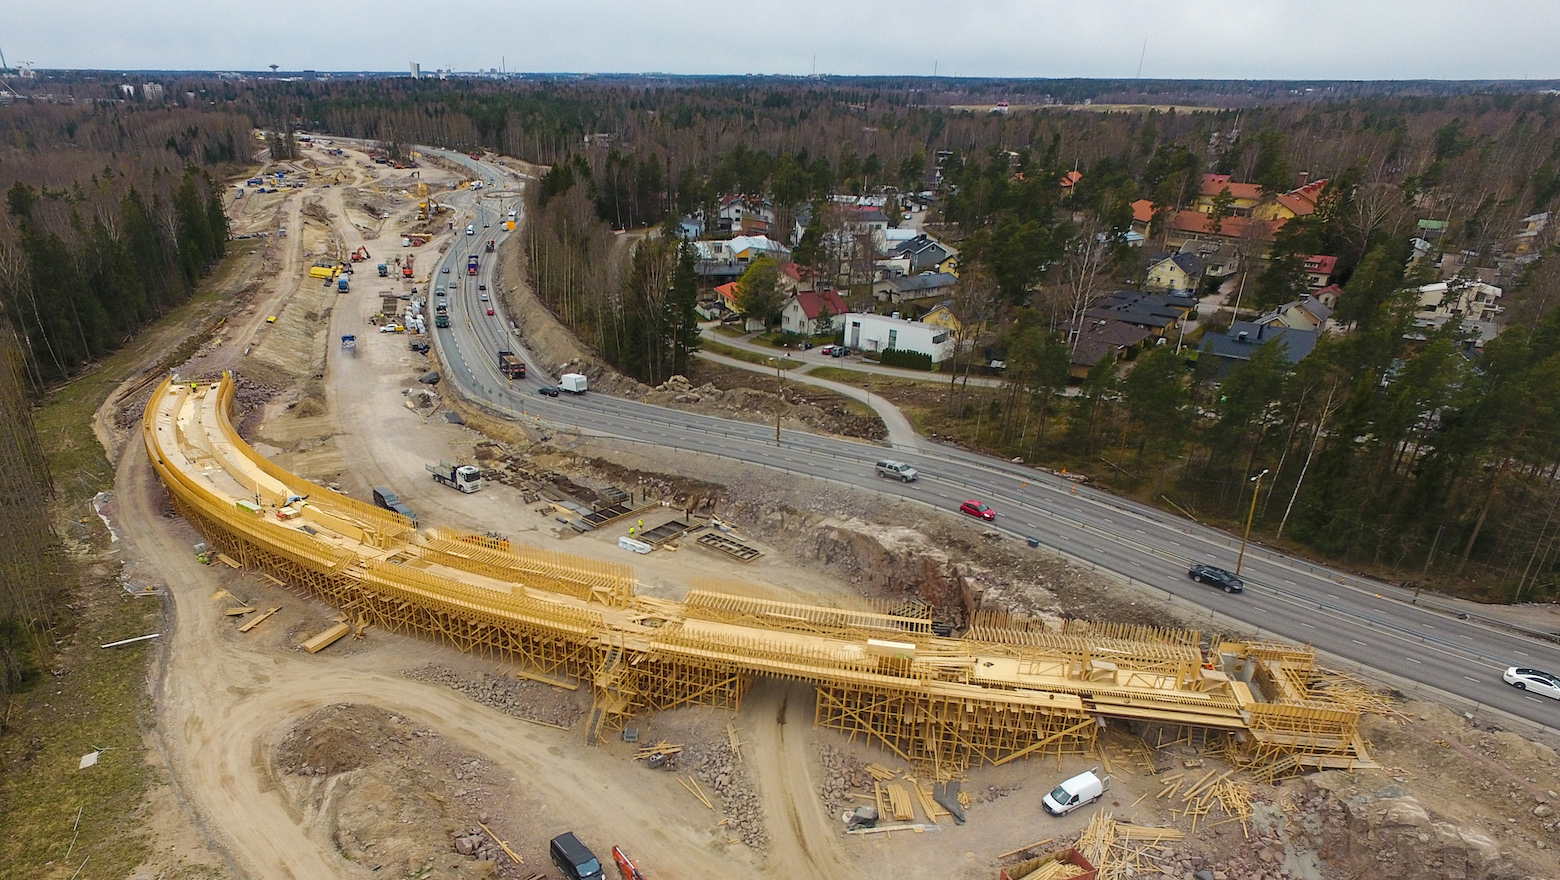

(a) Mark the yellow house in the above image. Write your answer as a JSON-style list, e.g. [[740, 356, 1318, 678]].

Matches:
[[1192, 175, 1263, 215], [1144, 253, 1203, 293], [921, 302, 961, 335], [936, 254, 960, 277]]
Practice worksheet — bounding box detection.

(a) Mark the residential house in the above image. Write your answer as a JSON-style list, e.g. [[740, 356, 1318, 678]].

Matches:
[[920, 301, 960, 336], [717, 195, 775, 235], [1144, 253, 1204, 293], [1068, 319, 1152, 379], [693, 236, 792, 280], [842, 205, 891, 252], [1415, 281, 1504, 323], [779, 290, 849, 335], [874, 271, 959, 303], [1179, 241, 1241, 279], [1510, 212, 1550, 256], [1199, 321, 1319, 376], [1254, 294, 1332, 332], [1313, 284, 1342, 310], [891, 235, 956, 274], [1417, 218, 1448, 241], [1256, 177, 1328, 222], [841, 313, 954, 363], [1060, 169, 1083, 193], [1084, 290, 1196, 340], [1192, 174, 1265, 216], [1302, 255, 1337, 289], [1130, 199, 1156, 235]]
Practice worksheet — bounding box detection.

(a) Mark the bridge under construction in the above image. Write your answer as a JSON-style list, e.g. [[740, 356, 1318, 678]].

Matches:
[[144, 374, 1375, 778]]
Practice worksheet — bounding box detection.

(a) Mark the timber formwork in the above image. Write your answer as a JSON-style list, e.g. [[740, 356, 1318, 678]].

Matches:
[[145, 375, 1376, 774]]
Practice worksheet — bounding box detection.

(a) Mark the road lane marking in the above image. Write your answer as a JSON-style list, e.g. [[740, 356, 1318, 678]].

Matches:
[[1464, 676, 1480, 683], [1421, 623, 1435, 629], [1300, 623, 1316, 629], [1404, 657, 1421, 664], [1514, 650, 1530, 656], [1351, 639, 1367, 646], [1529, 696, 1546, 704]]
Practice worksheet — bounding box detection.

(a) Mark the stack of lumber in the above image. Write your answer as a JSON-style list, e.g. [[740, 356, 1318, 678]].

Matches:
[[885, 783, 915, 821], [1162, 769, 1252, 834]]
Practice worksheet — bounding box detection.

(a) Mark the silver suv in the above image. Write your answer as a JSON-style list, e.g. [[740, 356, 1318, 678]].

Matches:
[[875, 460, 919, 482]]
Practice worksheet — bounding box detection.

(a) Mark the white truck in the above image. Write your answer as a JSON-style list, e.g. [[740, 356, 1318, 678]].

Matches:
[[560, 373, 588, 394], [425, 460, 482, 493], [466, 224, 475, 235], [1042, 769, 1109, 816]]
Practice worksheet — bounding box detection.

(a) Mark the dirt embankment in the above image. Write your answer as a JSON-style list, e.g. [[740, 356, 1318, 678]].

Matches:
[[492, 223, 596, 377]]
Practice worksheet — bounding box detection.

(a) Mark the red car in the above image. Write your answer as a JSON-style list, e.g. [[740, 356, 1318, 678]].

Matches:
[[486, 307, 495, 316], [959, 500, 996, 521]]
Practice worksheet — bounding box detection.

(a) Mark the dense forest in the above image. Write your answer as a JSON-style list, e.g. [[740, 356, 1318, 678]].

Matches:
[[0, 97, 245, 702]]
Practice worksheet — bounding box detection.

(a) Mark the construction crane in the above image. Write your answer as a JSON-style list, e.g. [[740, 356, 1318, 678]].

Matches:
[[0, 48, 21, 101]]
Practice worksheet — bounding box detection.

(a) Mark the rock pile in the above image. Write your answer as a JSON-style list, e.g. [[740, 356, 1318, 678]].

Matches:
[[679, 739, 767, 852], [404, 665, 586, 728], [450, 826, 501, 862], [1294, 775, 1523, 880], [815, 744, 872, 814]]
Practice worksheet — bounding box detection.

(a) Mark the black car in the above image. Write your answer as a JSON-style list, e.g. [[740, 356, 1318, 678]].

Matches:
[[1188, 563, 1244, 593], [537, 385, 560, 397]]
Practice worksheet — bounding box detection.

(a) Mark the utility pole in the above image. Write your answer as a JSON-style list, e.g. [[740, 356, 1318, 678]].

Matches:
[[1236, 469, 1268, 575]]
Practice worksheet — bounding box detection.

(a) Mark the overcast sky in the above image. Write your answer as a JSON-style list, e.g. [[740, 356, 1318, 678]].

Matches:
[[13, 0, 1560, 80]]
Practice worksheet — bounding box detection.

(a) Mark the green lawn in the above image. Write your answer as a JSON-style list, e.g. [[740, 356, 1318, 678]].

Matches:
[[699, 339, 805, 370]]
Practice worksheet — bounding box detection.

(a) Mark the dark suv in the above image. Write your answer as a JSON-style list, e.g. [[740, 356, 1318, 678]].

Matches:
[[1188, 563, 1243, 593]]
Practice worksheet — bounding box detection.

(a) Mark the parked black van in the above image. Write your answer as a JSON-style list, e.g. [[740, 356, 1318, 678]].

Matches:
[[549, 832, 604, 880]]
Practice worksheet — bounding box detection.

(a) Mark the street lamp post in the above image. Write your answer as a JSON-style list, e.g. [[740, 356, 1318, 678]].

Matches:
[[1236, 468, 1269, 575]]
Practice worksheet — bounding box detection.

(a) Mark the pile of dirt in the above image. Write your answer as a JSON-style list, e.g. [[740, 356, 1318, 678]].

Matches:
[[272, 704, 505, 880], [642, 368, 886, 442], [403, 664, 587, 729]]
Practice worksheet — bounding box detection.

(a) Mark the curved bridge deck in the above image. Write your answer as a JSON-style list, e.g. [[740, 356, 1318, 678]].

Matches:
[[144, 375, 1371, 774]]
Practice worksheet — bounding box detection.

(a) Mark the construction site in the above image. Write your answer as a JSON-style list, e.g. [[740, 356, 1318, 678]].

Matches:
[[33, 136, 1549, 880]]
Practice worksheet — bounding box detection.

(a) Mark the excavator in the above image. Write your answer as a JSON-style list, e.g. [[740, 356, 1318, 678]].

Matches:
[[402, 254, 414, 278], [349, 246, 371, 262]]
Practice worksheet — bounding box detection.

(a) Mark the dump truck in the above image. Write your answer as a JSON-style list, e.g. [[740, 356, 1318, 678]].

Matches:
[[377, 263, 389, 277], [485, 239, 495, 253], [467, 255, 480, 275], [497, 349, 526, 379], [341, 334, 356, 354], [426, 461, 482, 493], [337, 276, 349, 293], [560, 373, 588, 394]]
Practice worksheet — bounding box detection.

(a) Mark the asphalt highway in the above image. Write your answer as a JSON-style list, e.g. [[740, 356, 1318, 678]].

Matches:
[[418, 148, 1560, 735]]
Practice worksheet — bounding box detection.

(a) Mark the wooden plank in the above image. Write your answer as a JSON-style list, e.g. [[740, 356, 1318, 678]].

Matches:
[[238, 607, 279, 632], [300, 622, 350, 653], [223, 606, 256, 616], [215, 552, 242, 569], [511, 666, 578, 690], [996, 838, 1053, 860], [478, 822, 523, 864]]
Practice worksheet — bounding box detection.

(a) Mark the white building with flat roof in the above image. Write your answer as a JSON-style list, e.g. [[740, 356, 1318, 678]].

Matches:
[[842, 313, 954, 363]]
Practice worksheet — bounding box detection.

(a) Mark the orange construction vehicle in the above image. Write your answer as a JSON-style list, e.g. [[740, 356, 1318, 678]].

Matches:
[[349, 246, 371, 262], [402, 254, 414, 278]]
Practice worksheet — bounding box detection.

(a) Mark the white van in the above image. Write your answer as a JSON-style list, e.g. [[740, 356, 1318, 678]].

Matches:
[[1042, 770, 1108, 816], [466, 224, 475, 235]]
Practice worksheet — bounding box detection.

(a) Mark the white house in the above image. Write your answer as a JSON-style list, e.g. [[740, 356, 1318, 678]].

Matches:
[[779, 290, 849, 335], [1416, 281, 1504, 323], [842, 313, 955, 363]]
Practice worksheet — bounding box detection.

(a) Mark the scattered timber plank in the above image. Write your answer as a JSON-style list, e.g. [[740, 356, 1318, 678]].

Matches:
[[846, 823, 939, 836], [300, 622, 350, 654], [727, 724, 745, 762], [238, 607, 279, 633], [996, 838, 1053, 860], [223, 606, 256, 616], [214, 553, 242, 569]]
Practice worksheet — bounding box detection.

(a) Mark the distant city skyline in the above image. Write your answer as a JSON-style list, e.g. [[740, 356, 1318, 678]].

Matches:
[[11, 0, 1560, 80]]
